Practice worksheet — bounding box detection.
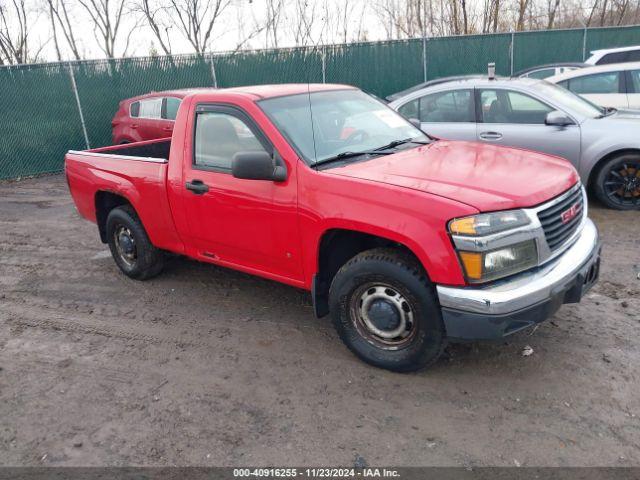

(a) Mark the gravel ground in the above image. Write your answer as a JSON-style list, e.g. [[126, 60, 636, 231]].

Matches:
[[0, 175, 639, 467]]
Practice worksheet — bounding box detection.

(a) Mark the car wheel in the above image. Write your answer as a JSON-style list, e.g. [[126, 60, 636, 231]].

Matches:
[[328, 248, 446, 372], [106, 205, 164, 280], [594, 154, 640, 210]]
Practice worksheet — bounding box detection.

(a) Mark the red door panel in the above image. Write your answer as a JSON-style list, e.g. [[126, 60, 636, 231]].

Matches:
[[180, 107, 303, 283]]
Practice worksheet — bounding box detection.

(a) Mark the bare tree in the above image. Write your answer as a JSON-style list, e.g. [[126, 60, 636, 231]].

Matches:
[[46, 0, 61, 60], [546, 0, 561, 27], [76, 0, 132, 57], [0, 0, 33, 63], [263, 0, 284, 48], [516, 0, 530, 30], [228, 1, 265, 51], [290, 0, 317, 47], [135, 0, 172, 55], [45, 0, 82, 60], [166, 0, 231, 54]]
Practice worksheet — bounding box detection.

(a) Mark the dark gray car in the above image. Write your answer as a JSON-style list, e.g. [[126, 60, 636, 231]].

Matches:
[[388, 77, 640, 210]]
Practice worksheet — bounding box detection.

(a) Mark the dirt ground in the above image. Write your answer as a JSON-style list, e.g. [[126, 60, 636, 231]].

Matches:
[[0, 174, 638, 467]]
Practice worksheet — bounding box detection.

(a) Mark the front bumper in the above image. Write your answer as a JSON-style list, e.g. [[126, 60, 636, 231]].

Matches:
[[437, 218, 601, 340]]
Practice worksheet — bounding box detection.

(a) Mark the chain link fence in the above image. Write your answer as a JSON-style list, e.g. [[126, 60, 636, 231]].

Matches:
[[2, 24, 639, 180]]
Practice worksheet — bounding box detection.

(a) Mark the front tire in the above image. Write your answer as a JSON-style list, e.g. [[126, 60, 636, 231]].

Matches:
[[106, 205, 164, 280], [328, 248, 446, 372], [594, 153, 640, 210]]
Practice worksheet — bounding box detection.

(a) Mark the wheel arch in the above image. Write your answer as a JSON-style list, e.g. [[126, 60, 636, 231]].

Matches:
[[95, 191, 135, 243], [587, 148, 640, 192], [312, 228, 426, 318]]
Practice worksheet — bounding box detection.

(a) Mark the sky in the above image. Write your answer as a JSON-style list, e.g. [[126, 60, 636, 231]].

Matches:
[[25, 0, 387, 63]]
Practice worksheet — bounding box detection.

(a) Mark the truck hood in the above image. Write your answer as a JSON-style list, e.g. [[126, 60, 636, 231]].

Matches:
[[325, 140, 579, 212]]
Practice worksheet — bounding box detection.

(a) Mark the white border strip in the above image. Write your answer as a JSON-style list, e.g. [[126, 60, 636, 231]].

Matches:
[[67, 150, 168, 164]]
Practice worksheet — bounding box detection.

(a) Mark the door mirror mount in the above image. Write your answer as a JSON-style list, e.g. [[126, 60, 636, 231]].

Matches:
[[231, 151, 286, 182], [545, 110, 573, 127]]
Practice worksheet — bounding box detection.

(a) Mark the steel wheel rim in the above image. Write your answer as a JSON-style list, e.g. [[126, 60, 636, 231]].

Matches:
[[113, 225, 137, 267], [604, 160, 640, 207], [349, 282, 417, 350]]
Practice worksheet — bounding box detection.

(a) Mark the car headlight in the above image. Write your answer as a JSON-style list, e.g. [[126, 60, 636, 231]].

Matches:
[[457, 240, 538, 283], [449, 210, 530, 236]]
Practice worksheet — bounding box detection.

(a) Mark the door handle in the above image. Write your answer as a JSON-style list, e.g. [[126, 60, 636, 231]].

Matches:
[[479, 131, 503, 140], [186, 179, 209, 195], [131, 124, 139, 129], [162, 126, 173, 131]]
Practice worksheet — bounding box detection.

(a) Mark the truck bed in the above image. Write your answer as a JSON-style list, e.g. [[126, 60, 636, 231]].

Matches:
[[87, 138, 172, 160], [64, 137, 183, 253]]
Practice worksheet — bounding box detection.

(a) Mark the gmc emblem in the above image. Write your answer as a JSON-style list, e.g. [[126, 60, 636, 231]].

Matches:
[[561, 203, 580, 224]]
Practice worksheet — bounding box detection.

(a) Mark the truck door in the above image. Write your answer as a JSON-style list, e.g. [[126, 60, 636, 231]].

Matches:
[[181, 104, 303, 283]]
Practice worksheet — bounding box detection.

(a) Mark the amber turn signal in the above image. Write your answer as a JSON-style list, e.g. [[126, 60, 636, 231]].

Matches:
[[458, 251, 483, 280]]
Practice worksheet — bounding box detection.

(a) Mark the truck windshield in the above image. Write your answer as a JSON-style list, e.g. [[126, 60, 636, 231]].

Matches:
[[258, 89, 429, 166]]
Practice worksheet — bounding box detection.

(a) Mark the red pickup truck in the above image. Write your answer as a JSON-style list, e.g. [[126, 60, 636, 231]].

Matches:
[[65, 84, 601, 372]]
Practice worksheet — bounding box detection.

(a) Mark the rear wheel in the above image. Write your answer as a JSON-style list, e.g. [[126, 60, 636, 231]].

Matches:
[[328, 248, 446, 372], [106, 205, 164, 280], [594, 153, 640, 210]]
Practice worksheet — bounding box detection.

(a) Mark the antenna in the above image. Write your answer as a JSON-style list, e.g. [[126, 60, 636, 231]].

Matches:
[[488, 63, 496, 80]]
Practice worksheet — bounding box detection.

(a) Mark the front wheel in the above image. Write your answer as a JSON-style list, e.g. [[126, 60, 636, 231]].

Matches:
[[328, 248, 446, 372], [594, 154, 640, 210], [106, 205, 164, 280]]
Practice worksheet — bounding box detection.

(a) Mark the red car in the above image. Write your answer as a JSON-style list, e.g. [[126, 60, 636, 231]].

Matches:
[[111, 90, 196, 144], [66, 84, 601, 372]]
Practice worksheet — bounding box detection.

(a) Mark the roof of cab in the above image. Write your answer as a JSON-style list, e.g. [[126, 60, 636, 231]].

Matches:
[[189, 83, 355, 100]]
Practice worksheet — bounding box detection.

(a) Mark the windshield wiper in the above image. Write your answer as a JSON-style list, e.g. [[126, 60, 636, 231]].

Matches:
[[374, 138, 429, 151], [314, 138, 431, 167], [314, 150, 388, 167]]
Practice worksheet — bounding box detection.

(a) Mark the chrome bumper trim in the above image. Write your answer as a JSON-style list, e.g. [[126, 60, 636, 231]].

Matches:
[[437, 218, 600, 315]]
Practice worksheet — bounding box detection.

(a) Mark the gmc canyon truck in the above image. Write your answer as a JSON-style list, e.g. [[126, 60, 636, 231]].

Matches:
[[65, 84, 601, 372]]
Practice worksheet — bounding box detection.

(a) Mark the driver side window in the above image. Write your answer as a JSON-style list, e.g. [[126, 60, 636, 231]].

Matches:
[[194, 112, 266, 171]]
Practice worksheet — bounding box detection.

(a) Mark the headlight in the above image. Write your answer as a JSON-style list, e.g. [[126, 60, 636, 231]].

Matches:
[[449, 210, 530, 236], [457, 240, 538, 283]]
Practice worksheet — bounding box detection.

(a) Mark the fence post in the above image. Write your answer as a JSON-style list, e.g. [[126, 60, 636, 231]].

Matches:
[[510, 31, 515, 76], [68, 62, 90, 150], [422, 35, 428, 82], [582, 27, 587, 61], [321, 45, 327, 83], [208, 53, 218, 88]]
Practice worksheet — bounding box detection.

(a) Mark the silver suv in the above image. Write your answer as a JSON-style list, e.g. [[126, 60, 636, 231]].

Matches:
[[389, 77, 640, 210]]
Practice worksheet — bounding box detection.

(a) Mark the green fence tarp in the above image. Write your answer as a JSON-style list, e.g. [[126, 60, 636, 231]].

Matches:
[[1, 25, 639, 180]]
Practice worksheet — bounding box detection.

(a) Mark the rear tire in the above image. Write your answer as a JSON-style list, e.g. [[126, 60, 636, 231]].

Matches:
[[594, 153, 640, 210], [328, 248, 446, 372], [106, 205, 164, 280]]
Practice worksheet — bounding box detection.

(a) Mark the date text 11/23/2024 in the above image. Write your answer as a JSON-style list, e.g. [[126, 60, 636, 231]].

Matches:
[[233, 468, 401, 478]]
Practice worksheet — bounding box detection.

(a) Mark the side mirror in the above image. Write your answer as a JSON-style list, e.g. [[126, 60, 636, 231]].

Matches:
[[409, 117, 422, 130], [232, 151, 286, 182], [545, 110, 573, 126]]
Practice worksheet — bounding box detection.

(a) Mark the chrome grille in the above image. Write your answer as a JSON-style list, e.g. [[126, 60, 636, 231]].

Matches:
[[537, 186, 584, 252]]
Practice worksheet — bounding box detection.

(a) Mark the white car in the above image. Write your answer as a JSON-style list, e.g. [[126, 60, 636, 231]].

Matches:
[[547, 62, 640, 109], [585, 45, 640, 65], [514, 62, 586, 80]]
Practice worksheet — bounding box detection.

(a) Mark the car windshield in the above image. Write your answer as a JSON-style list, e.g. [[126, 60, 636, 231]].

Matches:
[[534, 80, 605, 117], [258, 89, 429, 165]]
